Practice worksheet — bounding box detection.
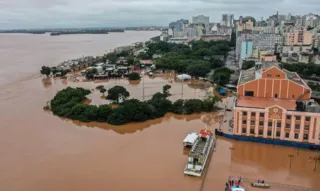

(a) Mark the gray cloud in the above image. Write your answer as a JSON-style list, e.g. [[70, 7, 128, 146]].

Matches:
[[0, 0, 319, 29]]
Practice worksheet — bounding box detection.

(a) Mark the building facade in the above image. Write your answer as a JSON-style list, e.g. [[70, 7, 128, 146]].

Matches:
[[192, 15, 210, 32], [240, 41, 253, 60], [284, 29, 312, 46], [200, 34, 230, 42], [234, 62, 320, 145], [221, 14, 234, 27]]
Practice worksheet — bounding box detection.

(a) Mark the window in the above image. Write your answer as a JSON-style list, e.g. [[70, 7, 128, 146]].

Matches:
[[295, 124, 300, 130], [275, 94, 278, 98], [268, 122, 272, 127], [286, 115, 291, 120], [285, 132, 290, 138], [267, 74, 272, 77], [250, 129, 255, 134], [294, 133, 299, 139], [260, 113, 264, 117], [303, 134, 309, 140], [305, 117, 310, 121], [296, 116, 301, 121], [277, 123, 282, 128], [267, 130, 272, 136], [245, 91, 254, 97], [276, 75, 280, 77], [242, 128, 247, 133], [286, 124, 291, 129], [304, 126, 310, 130], [243, 112, 247, 116], [242, 120, 247, 124], [250, 121, 255, 125], [259, 121, 264, 126], [251, 112, 256, 117], [276, 131, 281, 137], [259, 130, 263, 135]]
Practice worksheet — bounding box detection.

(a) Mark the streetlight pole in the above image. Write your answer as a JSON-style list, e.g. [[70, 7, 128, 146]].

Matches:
[[229, 147, 235, 160], [288, 154, 295, 169], [312, 156, 320, 171]]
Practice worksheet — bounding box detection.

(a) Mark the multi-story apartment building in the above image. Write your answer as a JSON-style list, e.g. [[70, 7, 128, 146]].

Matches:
[[252, 34, 282, 51], [200, 34, 230, 42], [240, 40, 253, 60], [192, 15, 210, 32], [233, 62, 320, 147], [221, 14, 234, 27], [284, 29, 313, 46]]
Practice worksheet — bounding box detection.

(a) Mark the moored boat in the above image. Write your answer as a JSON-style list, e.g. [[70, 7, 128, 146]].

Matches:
[[183, 128, 215, 176], [250, 182, 270, 188], [226, 176, 245, 191]]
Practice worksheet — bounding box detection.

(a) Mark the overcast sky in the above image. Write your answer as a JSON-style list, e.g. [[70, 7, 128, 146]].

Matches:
[[0, 0, 319, 29]]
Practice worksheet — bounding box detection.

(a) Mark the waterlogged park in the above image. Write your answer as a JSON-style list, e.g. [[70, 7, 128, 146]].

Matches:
[[46, 84, 221, 125]]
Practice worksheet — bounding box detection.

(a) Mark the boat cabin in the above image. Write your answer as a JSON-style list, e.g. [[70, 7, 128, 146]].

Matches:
[[183, 132, 199, 147]]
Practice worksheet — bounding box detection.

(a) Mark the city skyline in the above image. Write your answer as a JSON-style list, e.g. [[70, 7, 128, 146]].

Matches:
[[1, 0, 320, 29]]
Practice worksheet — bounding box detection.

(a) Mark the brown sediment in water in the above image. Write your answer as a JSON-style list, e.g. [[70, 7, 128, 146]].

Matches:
[[1, 33, 320, 191]]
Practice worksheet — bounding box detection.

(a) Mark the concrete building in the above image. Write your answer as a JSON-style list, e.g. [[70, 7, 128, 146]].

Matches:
[[240, 41, 253, 60], [260, 54, 277, 62], [234, 62, 320, 145], [200, 34, 230, 42], [284, 30, 313, 46], [252, 34, 282, 52], [169, 19, 189, 37], [221, 14, 234, 27], [193, 15, 210, 31]]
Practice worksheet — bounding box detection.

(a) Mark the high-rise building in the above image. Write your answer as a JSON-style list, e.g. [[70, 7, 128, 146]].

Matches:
[[221, 14, 234, 27], [192, 15, 210, 31], [168, 19, 189, 37], [240, 41, 253, 60], [284, 29, 312, 46]]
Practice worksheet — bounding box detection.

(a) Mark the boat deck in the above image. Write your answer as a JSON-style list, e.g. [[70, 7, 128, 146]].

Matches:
[[189, 135, 213, 157]]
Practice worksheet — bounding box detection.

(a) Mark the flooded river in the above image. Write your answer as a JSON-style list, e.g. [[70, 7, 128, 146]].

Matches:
[[0, 32, 319, 191]]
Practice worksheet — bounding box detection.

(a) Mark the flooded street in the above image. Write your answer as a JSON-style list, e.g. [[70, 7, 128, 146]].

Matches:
[[0, 33, 319, 191]]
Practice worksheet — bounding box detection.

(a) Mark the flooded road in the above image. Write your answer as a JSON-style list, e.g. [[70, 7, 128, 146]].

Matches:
[[0, 33, 319, 191]]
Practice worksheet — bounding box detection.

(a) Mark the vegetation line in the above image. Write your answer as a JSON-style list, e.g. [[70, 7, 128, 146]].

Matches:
[[47, 85, 221, 126]]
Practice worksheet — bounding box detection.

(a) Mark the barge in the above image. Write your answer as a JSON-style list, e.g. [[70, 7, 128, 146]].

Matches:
[[184, 128, 215, 177]]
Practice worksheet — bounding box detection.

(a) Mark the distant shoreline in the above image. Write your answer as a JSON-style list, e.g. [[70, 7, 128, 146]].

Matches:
[[0, 29, 125, 35]]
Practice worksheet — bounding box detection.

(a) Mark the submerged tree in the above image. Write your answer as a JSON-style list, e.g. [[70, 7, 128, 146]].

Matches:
[[40, 66, 51, 77], [162, 84, 172, 97], [106, 86, 130, 103], [100, 87, 107, 96]]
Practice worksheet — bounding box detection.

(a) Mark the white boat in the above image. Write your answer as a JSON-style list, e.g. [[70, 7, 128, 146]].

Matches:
[[184, 128, 215, 177], [183, 132, 199, 147]]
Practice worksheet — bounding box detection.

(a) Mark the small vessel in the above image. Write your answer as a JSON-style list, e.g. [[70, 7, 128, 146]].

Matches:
[[184, 128, 215, 176], [250, 182, 270, 188], [226, 176, 245, 191], [183, 132, 199, 147]]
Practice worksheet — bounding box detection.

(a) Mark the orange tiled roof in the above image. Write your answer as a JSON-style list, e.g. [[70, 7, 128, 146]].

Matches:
[[236, 96, 296, 110]]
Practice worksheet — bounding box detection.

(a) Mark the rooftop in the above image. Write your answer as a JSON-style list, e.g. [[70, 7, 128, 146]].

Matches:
[[238, 62, 309, 88], [237, 95, 320, 112], [237, 96, 296, 110]]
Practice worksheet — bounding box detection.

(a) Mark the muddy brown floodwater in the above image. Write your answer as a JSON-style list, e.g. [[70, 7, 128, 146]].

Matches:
[[0, 33, 320, 191]]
